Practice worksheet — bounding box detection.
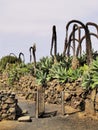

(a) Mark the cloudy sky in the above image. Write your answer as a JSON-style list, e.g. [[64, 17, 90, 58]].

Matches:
[[0, 0, 98, 63]]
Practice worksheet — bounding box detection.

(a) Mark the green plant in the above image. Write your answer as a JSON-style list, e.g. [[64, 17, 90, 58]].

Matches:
[[79, 64, 89, 75], [36, 69, 47, 86], [90, 57, 98, 88], [0, 55, 21, 71], [8, 66, 19, 85], [26, 63, 34, 75], [78, 52, 87, 66], [47, 63, 68, 83], [35, 57, 53, 85], [81, 72, 92, 89], [82, 57, 98, 89], [67, 68, 81, 82], [37, 56, 53, 74], [7, 63, 31, 85]]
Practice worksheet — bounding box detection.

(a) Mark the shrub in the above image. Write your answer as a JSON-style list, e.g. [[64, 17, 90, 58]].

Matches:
[[7, 63, 32, 85], [0, 55, 21, 71]]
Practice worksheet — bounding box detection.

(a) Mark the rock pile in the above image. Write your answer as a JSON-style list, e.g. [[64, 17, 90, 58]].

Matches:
[[0, 91, 22, 121]]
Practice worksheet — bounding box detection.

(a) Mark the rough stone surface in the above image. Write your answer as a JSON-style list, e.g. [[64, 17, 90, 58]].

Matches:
[[85, 99, 95, 115], [0, 74, 98, 118], [0, 91, 22, 121]]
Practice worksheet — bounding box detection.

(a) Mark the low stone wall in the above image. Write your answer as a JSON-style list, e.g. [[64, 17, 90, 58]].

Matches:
[[0, 91, 22, 121]]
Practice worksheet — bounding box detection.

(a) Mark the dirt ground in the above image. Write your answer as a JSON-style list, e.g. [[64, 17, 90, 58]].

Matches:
[[0, 97, 98, 130]]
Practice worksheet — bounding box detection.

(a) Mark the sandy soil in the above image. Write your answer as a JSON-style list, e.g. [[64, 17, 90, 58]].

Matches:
[[0, 98, 98, 130]]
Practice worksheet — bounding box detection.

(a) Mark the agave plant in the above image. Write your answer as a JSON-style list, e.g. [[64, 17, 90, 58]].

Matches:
[[81, 72, 92, 89], [79, 64, 89, 75], [35, 69, 47, 86], [90, 57, 98, 88], [78, 52, 87, 66], [37, 56, 53, 74], [47, 63, 68, 83], [67, 68, 81, 82], [82, 57, 98, 89]]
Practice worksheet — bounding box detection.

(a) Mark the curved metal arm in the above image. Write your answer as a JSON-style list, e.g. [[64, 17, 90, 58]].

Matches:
[[64, 20, 92, 65], [29, 46, 33, 63], [29, 44, 36, 66], [66, 24, 83, 57], [50, 25, 57, 57], [76, 33, 98, 57], [19, 52, 25, 63], [9, 53, 17, 57], [86, 22, 98, 35]]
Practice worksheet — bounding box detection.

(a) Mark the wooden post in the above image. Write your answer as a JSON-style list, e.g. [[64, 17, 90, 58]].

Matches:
[[35, 87, 45, 118], [61, 91, 65, 115], [35, 91, 39, 118]]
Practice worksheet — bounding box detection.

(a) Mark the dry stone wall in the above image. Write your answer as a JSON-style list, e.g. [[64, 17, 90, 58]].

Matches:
[[0, 74, 98, 118], [0, 91, 22, 121]]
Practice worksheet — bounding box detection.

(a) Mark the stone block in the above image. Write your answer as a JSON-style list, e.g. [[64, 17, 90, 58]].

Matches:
[[85, 99, 95, 115], [90, 89, 96, 102], [18, 116, 31, 122], [5, 97, 15, 104]]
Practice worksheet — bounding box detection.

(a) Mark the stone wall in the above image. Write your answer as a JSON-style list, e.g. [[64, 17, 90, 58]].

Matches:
[[0, 91, 22, 121]]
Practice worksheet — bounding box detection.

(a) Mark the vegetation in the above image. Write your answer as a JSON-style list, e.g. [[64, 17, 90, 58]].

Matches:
[[82, 57, 98, 89], [0, 20, 98, 90], [0, 52, 98, 89], [0, 55, 21, 71]]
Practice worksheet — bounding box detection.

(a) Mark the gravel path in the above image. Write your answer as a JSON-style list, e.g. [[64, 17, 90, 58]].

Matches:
[[0, 99, 98, 130]]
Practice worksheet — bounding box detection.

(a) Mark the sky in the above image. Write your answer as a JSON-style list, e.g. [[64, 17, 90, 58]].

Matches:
[[0, 0, 98, 63]]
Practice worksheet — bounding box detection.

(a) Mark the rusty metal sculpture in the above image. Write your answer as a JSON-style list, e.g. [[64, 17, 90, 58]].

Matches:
[[66, 24, 82, 57], [9, 53, 17, 57], [19, 52, 25, 63], [86, 22, 98, 35], [9, 52, 25, 63], [50, 25, 57, 63], [76, 22, 98, 57], [29, 44, 36, 75], [63, 20, 93, 65], [68, 24, 81, 69]]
